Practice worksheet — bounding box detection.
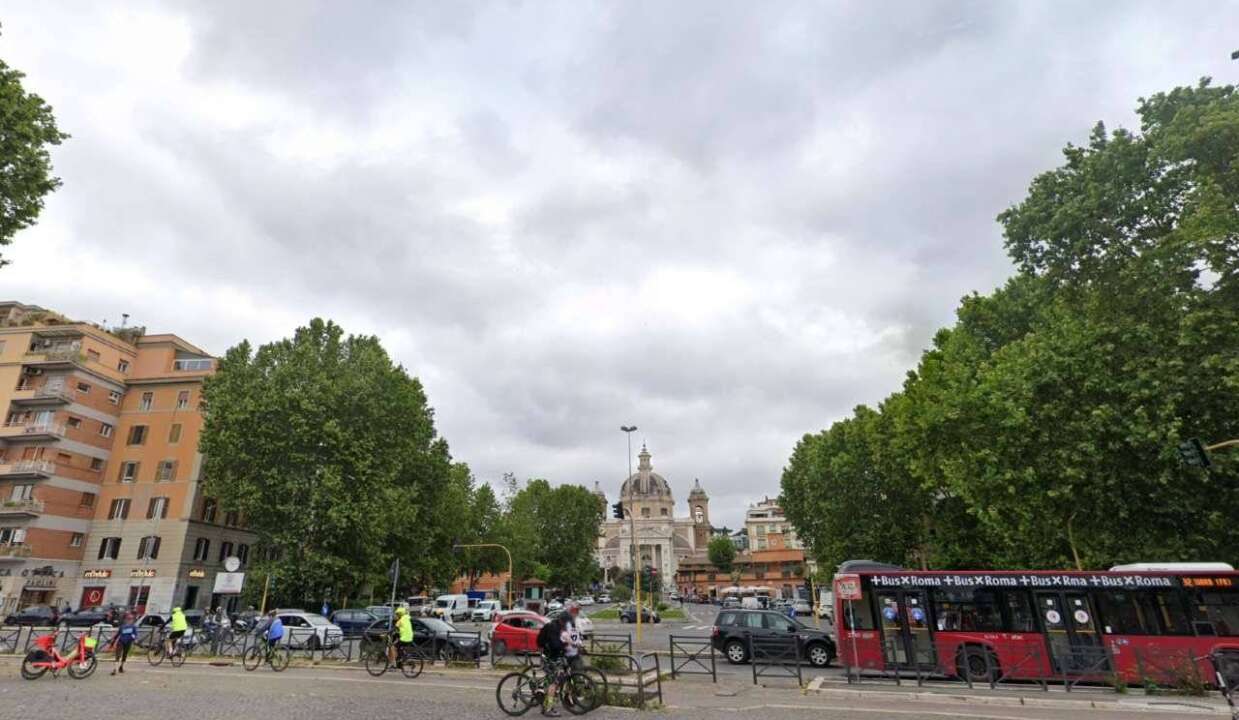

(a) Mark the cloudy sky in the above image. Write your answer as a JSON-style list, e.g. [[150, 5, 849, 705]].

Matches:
[[2, 2, 1236, 527]]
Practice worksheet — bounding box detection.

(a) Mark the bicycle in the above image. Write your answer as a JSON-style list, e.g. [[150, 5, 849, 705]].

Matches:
[[364, 635, 424, 678], [496, 655, 597, 716], [21, 633, 98, 680], [147, 630, 191, 667], [243, 637, 291, 672]]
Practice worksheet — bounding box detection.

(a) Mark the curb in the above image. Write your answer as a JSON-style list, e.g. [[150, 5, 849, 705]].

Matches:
[[808, 685, 1232, 715]]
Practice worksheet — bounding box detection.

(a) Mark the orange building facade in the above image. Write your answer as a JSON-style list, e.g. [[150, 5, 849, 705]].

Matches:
[[0, 302, 254, 615], [674, 548, 810, 600]]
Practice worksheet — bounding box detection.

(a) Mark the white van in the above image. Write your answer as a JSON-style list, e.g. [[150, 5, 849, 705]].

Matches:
[[740, 596, 763, 610], [432, 594, 470, 621]]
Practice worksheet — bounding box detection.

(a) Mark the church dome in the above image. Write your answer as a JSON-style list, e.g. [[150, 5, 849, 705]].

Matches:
[[621, 445, 674, 499]]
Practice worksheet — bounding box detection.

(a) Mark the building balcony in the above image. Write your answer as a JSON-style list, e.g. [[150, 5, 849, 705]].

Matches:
[[0, 460, 55, 479], [10, 385, 76, 406], [0, 422, 66, 441], [0, 543, 33, 560], [23, 347, 87, 368], [0, 498, 43, 517]]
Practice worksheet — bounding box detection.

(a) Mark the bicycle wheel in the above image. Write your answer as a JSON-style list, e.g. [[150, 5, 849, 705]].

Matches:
[[400, 653, 424, 679], [147, 644, 165, 666], [560, 672, 597, 716], [496, 671, 539, 717], [578, 667, 607, 710], [269, 646, 291, 672], [170, 647, 187, 668], [364, 647, 390, 677], [20, 653, 48, 680], [242, 646, 263, 671], [68, 655, 98, 679]]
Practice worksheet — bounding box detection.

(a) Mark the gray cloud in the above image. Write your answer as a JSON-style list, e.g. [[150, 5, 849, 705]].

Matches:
[[2, 1, 1238, 527]]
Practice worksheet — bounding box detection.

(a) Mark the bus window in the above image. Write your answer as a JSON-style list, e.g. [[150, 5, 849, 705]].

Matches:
[[1096, 591, 1148, 634], [841, 594, 876, 630], [1002, 590, 1037, 632], [1191, 591, 1239, 637], [1152, 591, 1191, 636], [931, 588, 1001, 632]]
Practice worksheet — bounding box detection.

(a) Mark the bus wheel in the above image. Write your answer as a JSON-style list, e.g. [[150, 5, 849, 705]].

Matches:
[[956, 646, 998, 684]]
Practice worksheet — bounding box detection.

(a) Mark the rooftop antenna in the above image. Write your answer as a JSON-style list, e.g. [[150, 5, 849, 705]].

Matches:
[[121, 313, 129, 328]]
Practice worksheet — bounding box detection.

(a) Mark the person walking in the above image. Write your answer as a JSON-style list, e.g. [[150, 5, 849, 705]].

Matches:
[[109, 612, 138, 675]]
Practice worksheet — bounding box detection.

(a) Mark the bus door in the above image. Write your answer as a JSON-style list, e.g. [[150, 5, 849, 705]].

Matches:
[[876, 589, 936, 669], [1035, 591, 1107, 674]]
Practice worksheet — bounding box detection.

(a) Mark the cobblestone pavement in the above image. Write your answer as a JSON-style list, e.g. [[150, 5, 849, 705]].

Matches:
[[0, 658, 1222, 720]]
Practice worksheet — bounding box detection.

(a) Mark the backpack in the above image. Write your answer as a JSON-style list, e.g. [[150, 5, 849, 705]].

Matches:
[[536, 620, 560, 651]]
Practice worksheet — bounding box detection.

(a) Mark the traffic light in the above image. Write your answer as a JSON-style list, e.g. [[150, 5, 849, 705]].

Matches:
[[612, 502, 625, 519], [1178, 438, 1212, 468]]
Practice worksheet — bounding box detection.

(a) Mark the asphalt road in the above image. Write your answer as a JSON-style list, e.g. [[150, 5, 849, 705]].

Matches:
[[0, 659, 1213, 720]]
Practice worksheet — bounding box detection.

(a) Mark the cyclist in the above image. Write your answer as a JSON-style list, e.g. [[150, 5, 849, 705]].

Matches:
[[536, 613, 568, 717], [562, 605, 585, 672], [165, 607, 189, 659], [389, 606, 414, 666], [261, 610, 285, 655]]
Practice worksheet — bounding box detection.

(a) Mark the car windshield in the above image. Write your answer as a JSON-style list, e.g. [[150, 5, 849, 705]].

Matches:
[[435, 600, 450, 607], [421, 618, 454, 633], [304, 614, 331, 626]]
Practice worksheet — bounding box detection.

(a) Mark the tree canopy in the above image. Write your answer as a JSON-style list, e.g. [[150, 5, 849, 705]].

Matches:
[[707, 535, 736, 572], [781, 79, 1239, 574]]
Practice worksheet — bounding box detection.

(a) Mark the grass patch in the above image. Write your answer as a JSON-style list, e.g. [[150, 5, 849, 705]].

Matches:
[[589, 609, 619, 620], [660, 609, 685, 620]]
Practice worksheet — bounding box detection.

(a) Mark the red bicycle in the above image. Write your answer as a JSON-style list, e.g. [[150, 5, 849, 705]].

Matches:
[[21, 633, 98, 680]]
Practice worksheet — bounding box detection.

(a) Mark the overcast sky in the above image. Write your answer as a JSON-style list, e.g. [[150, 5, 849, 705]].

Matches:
[[2, 2, 1236, 528]]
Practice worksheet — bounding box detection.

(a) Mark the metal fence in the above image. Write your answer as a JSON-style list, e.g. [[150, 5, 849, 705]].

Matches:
[[589, 632, 632, 656], [748, 634, 803, 687], [668, 634, 716, 682], [582, 651, 662, 708]]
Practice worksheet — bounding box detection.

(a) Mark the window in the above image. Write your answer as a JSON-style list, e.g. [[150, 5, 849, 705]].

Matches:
[[117, 359, 129, 373], [237, 544, 249, 564], [1190, 590, 1238, 636], [108, 498, 130, 520], [218, 541, 234, 563], [76, 381, 91, 394], [932, 588, 1004, 632], [56, 452, 72, 464], [89, 457, 104, 472], [118, 461, 139, 483], [193, 538, 210, 562], [1004, 590, 1038, 632], [69, 533, 83, 547], [108, 391, 121, 405], [177, 391, 190, 409], [139, 392, 153, 411], [717, 611, 737, 627], [0, 527, 27, 544], [80, 492, 96, 508], [224, 510, 238, 527], [66, 416, 81, 429], [99, 422, 113, 438], [137, 535, 161, 560], [660, 507, 669, 516], [764, 614, 797, 633], [173, 358, 212, 371], [86, 349, 101, 362], [168, 423, 182, 444], [156, 460, 177, 482], [202, 498, 217, 523], [147, 496, 169, 519], [98, 537, 121, 560], [9, 484, 33, 501], [842, 593, 877, 630], [127, 425, 147, 445], [641, 507, 650, 518]]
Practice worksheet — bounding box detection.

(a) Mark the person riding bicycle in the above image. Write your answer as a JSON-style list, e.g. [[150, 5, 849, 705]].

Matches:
[[389, 606, 414, 666], [562, 605, 585, 672], [536, 614, 569, 717], [165, 607, 189, 658], [261, 610, 284, 652]]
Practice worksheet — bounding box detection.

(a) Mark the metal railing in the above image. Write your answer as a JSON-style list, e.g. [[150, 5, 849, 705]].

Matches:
[[0, 544, 32, 558], [668, 634, 716, 682], [0, 422, 66, 437], [589, 632, 632, 656], [0, 498, 45, 514], [0, 459, 56, 476]]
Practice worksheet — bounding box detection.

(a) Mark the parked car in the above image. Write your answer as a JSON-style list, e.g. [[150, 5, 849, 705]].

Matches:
[[366, 605, 394, 623], [597, 593, 611, 604], [619, 604, 659, 624], [329, 609, 378, 635], [471, 600, 503, 622], [721, 597, 740, 609], [431, 594, 471, 622], [711, 609, 836, 668], [488, 611, 547, 657], [364, 616, 489, 661], [3, 605, 59, 626], [576, 596, 594, 606], [545, 608, 594, 639], [60, 605, 122, 627], [276, 611, 344, 650], [406, 596, 432, 616], [791, 600, 813, 617], [546, 599, 564, 613]]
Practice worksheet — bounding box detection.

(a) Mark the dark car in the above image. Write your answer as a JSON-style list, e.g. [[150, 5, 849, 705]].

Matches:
[[712, 609, 836, 668], [619, 604, 659, 624], [3, 605, 58, 626], [60, 605, 123, 627], [363, 617, 488, 661], [330, 609, 378, 636]]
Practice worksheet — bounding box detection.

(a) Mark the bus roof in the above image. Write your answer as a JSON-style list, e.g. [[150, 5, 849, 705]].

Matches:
[[1110, 562, 1235, 573]]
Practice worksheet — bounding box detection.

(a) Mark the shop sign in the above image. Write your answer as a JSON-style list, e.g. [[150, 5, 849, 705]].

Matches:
[[83, 569, 112, 579], [130, 568, 156, 578], [188, 568, 206, 579], [23, 576, 57, 589]]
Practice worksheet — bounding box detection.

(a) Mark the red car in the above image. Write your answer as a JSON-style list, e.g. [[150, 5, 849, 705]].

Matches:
[[489, 611, 548, 657]]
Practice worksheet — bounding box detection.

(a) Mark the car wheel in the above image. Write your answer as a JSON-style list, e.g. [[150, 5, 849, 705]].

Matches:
[[725, 639, 747, 664], [806, 642, 832, 668], [956, 646, 999, 684]]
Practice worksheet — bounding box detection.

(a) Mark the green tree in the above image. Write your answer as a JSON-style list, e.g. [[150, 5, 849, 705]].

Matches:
[[706, 535, 736, 573], [199, 318, 454, 606], [494, 478, 603, 593], [0, 51, 67, 267]]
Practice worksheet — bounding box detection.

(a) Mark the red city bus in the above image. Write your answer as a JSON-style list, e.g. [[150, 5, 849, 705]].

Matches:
[[833, 560, 1239, 685]]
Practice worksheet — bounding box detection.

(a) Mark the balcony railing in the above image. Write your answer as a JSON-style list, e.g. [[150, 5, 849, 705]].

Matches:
[[0, 422, 66, 439], [0, 544, 32, 559], [173, 358, 213, 372], [24, 346, 87, 364], [10, 384, 76, 404], [0, 498, 44, 516], [0, 460, 56, 478]]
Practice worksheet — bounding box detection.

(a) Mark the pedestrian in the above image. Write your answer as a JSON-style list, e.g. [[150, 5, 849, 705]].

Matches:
[[786, 601, 796, 620], [110, 612, 138, 675]]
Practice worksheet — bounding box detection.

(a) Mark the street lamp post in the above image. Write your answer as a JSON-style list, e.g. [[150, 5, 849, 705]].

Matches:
[[620, 425, 641, 642], [453, 543, 514, 610]]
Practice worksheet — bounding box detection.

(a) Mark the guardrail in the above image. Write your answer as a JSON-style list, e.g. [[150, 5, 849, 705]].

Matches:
[[668, 634, 716, 682], [589, 632, 632, 656], [582, 652, 662, 708], [747, 633, 803, 686]]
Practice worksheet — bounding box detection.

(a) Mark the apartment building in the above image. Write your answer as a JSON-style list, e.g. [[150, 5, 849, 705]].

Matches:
[[745, 497, 804, 552], [0, 302, 254, 615]]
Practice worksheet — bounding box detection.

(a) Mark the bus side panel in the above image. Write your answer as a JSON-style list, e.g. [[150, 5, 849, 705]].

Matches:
[[933, 632, 1052, 680], [837, 628, 885, 671], [1104, 635, 1239, 686]]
